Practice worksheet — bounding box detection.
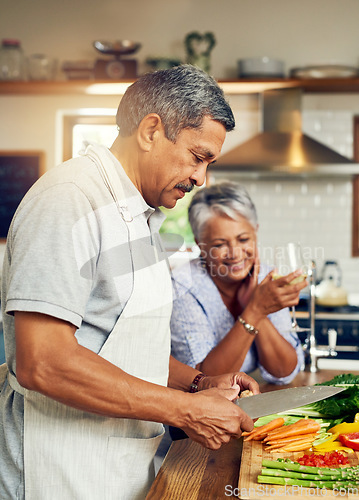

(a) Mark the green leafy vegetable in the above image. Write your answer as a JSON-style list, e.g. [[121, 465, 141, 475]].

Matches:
[[277, 374, 359, 420], [317, 374, 359, 386]]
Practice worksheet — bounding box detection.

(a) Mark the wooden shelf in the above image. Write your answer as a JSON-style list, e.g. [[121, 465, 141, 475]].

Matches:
[[220, 78, 359, 94], [0, 79, 135, 96], [2, 78, 359, 96]]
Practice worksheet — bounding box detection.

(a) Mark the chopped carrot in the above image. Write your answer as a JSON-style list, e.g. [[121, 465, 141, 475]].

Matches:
[[263, 419, 320, 443], [263, 428, 317, 443], [277, 442, 313, 452], [263, 423, 303, 439], [269, 444, 312, 453], [251, 434, 268, 441], [265, 432, 319, 446], [265, 436, 317, 451], [264, 418, 310, 435], [243, 417, 285, 441], [267, 436, 315, 451]]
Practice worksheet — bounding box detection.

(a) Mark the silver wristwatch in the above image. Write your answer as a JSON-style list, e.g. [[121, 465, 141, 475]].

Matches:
[[237, 316, 259, 336]]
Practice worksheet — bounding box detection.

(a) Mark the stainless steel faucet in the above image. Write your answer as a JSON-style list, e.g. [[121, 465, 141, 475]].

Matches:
[[302, 261, 338, 373]]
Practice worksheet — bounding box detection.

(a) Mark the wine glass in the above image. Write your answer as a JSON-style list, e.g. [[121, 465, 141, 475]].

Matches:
[[274, 242, 310, 333]]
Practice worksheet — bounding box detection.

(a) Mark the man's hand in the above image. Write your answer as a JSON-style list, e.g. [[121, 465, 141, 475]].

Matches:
[[174, 372, 260, 450], [198, 371, 260, 396], [179, 387, 255, 449]]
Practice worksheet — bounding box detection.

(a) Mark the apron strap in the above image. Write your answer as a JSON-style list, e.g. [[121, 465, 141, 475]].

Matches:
[[7, 369, 25, 395], [86, 145, 133, 223], [0, 362, 8, 391]]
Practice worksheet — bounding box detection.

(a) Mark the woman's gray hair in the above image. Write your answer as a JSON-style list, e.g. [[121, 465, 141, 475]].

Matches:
[[188, 181, 258, 241], [116, 64, 235, 141]]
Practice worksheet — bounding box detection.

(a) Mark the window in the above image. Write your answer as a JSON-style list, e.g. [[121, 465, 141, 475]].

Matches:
[[62, 113, 118, 162]]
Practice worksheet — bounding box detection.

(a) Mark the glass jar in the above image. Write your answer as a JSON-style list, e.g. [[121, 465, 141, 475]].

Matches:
[[0, 39, 25, 80]]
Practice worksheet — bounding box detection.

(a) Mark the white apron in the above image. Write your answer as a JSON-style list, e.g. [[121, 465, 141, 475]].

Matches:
[[4, 147, 172, 500]]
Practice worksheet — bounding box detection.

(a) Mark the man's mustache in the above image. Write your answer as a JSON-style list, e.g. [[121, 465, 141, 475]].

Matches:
[[175, 182, 194, 193]]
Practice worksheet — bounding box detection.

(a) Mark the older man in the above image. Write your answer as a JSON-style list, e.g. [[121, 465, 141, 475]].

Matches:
[[0, 65, 258, 500]]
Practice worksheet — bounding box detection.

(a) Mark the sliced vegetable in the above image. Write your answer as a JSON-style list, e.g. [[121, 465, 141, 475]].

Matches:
[[262, 458, 352, 476], [256, 440, 356, 490], [263, 418, 321, 442], [258, 457, 359, 491], [243, 417, 285, 441], [253, 414, 303, 427], [339, 432, 359, 451], [266, 433, 319, 446], [313, 442, 353, 453], [297, 452, 349, 468], [267, 440, 314, 453], [312, 431, 352, 453], [328, 422, 359, 434], [260, 468, 349, 480], [258, 475, 357, 490], [313, 432, 339, 447]]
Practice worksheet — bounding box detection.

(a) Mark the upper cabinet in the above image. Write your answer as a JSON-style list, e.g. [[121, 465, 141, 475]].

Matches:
[[2, 78, 359, 96]]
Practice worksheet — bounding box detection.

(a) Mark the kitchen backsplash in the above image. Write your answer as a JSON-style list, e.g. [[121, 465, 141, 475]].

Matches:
[[240, 177, 353, 288], [303, 110, 354, 159]]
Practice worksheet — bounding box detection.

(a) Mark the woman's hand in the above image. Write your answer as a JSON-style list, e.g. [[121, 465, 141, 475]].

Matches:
[[236, 252, 260, 311], [245, 269, 308, 319]]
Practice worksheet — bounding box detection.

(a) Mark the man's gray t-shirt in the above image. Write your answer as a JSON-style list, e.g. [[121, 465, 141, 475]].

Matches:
[[0, 144, 165, 499]]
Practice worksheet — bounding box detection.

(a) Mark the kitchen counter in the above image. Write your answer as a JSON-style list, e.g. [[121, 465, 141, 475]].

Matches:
[[146, 370, 358, 500]]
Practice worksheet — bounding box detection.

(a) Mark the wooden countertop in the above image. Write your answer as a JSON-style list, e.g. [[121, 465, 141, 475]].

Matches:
[[146, 370, 358, 500]]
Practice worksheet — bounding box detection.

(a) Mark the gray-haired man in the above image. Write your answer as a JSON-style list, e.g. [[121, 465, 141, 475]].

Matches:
[[0, 65, 258, 500]]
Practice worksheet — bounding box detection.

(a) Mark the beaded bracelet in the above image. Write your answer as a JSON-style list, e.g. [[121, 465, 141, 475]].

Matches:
[[189, 373, 206, 393], [238, 316, 259, 336]]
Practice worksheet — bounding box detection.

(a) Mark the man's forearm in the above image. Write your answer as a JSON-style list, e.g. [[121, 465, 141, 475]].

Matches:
[[15, 312, 193, 427], [167, 355, 202, 391], [15, 312, 258, 450]]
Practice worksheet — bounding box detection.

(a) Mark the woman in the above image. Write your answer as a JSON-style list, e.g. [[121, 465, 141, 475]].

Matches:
[[170, 181, 305, 384]]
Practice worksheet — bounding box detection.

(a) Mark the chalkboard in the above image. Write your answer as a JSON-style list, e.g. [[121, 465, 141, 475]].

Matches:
[[0, 151, 45, 239]]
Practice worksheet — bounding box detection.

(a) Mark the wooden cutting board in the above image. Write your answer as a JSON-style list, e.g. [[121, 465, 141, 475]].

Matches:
[[238, 440, 359, 499]]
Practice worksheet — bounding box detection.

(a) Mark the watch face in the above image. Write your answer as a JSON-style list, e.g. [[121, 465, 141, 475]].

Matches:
[[106, 60, 125, 79]]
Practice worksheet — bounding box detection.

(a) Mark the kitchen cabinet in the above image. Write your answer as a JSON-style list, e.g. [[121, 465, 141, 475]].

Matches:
[[3, 78, 359, 95]]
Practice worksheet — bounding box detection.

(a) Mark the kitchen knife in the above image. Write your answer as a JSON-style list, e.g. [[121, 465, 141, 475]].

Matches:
[[234, 385, 345, 419]]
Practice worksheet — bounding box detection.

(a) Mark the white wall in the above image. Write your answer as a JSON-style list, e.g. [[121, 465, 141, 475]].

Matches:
[[0, 94, 120, 167]]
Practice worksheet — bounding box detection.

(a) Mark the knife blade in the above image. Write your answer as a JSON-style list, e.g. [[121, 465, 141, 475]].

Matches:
[[234, 385, 345, 419]]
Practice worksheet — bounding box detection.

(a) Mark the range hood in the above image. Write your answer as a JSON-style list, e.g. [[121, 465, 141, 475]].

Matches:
[[213, 88, 359, 177]]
